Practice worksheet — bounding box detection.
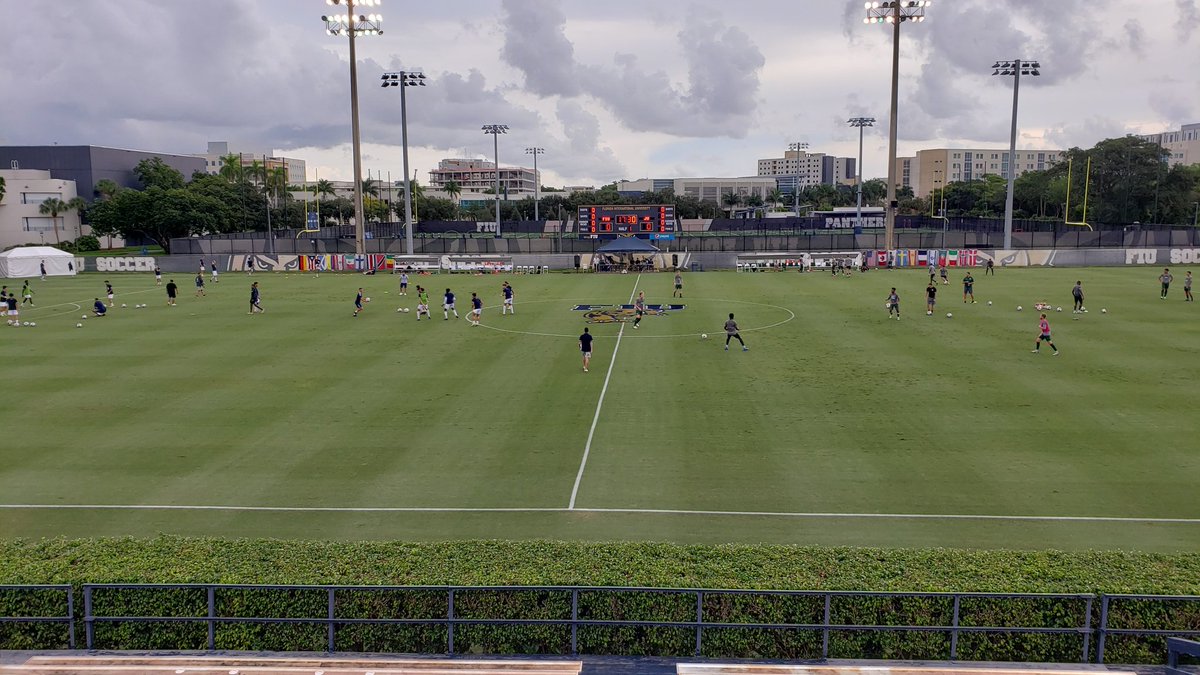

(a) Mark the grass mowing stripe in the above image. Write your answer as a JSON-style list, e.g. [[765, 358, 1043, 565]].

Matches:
[[568, 274, 641, 509]]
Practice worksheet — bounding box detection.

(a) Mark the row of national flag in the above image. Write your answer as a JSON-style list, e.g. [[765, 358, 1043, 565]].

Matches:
[[873, 249, 980, 268]]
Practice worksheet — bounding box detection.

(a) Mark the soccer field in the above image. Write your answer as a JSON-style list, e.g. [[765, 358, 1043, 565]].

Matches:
[[1, 266, 1198, 551]]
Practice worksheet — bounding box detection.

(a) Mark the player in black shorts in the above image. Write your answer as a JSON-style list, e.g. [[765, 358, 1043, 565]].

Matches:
[[165, 279, 178, 306], [353, 288, 364, 317], [925, 282, 937, 315], [579, 327, 593, 372]]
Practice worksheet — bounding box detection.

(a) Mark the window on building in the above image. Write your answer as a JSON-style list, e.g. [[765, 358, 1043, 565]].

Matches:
[[21, 192, 62, 205], [23, 217, 58, 232]]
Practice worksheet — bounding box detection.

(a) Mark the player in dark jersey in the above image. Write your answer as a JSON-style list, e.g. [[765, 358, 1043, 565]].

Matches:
[[633, 291, 645, 329], [154, 266, 162, 285], [501, 282, 514, 315], [1185, 271, 1194, 302], [92, 298, 107, 316], [579, 327, 593, 372], [1159, 268, 1173, 299], [925, 283, 937, 315], [962, 272, 975, 303], [165, 279, 178, 306], [353, 288, 364, 317], [469, 292, 483, 326], [194, 274, 206, 297], [1072, 281, 1084, 313], [886, 287, 900, 320], [249, 282, 263, 314], [724, 313, 747, 351], [104, 280, 114, 307], [443, 288, 459, 320]]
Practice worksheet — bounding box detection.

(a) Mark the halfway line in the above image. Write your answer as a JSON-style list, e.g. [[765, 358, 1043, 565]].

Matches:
[[568, 274, 641, 509]]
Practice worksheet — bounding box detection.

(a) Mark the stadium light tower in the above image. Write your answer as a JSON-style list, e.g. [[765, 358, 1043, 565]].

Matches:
[[322, 0, 383, 261], [992, 59, 1041, 250], [863, 0, 929, 252], [848, 117, 876, 233], [483, 125, 509, 237], [788, 141, 809, 217], [525, 147, 544, 221], [381, 71, 425, 255]]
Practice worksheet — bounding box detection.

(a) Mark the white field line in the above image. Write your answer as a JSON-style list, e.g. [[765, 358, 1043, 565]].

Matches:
[[0, 504, 1197, 524], [568, 274, 641, 509], [24, 287, 163, 315]]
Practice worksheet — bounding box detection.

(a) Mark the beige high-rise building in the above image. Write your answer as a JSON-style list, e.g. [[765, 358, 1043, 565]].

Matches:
[[1138, 123, 1200, 167], [897, 148, 1065, 197]]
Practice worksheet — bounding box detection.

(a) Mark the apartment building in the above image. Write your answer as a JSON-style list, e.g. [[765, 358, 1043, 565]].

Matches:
[[197, 142, 307, 184], [897, 148, 1065, 197], [1138, 123, 1200, 167], [427, 158, 538, 196]]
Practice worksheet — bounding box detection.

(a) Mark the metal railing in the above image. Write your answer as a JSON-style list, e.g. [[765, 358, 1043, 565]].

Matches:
[[5, 585, 1199, 664], [1166, 637, 1200, 675], [0, 584, 74, 649]]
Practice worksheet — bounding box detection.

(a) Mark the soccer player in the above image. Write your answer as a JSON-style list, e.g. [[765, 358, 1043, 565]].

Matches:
[[104, 280, 114, 307], [154, 266, 162, 285], [929, 265, 936, 285], [925, 282, 937, 315], [194, 273, 206, 297], [416, 286, 431, 320], [198, 258, 205, 275], [1160, 268, 1173, 299], [399, 271, 408, 296], [724, 312, 748, 351], [166, 279, 178, 306], [39, 260, 46, 280], [6, 293, 18, 322], [579, 326, 593, 372], [1072, 281, 1084, 313], [501, 281, 514, 315], [353, 287, 364, 317], [1032, 313, 1058, 355], [245, 257, 254, 275], [985, 259, 995, 276], [443, 288, 459, 320], [92, 298, 107, 317], [632, 291, 646, 329], [249, 282, 263, 314], [469, 292, 483, 326], [210, 261, 219, 283], [673, 271, 683, 298], [887, 287, 900, 320], [962, 272, 975, 303], [20, 281, 33, 306], [939, 264, 949, 284], [1185, 271, 1194, 302]]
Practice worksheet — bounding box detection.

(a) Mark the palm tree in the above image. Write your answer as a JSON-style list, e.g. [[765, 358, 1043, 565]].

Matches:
[[315, 179, 336, 201], [246, 159, 266, 187], [360, 177, 380, 198], [38, 198, 70, 243], [219, 154, 245, 183], [721, 192, 741, 217], [766, 188, 784, 210], [0, 176, 6, 205], [94, 179, 121, 201], [443, 180, 462, 218]]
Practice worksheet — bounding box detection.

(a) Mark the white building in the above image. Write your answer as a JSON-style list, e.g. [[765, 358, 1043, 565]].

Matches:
[[757, 148, 857, 189], [428, 158, 538, 196], [897, 148, 1066, 197], [617, 176, 778, 203], [197, 142, 307, 184], [0, 170, 83, 251], [1138, 123, 1200, 167]]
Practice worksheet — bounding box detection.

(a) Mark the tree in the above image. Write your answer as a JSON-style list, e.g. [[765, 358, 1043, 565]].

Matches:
[[314, 179, 336, 201], [361, 177, 380, 198], [363, 196, 390, 222], [766, 188, 784, 210], [443, 180, 462, 217], [418, 197, 458, 221], [133, 157, 185, 191], [0, 176, 7, 205], [93, 179, 121, 201], [88, 186, 225, 253], [218, 154, 245, 183], [245, 159, 266, 187], [721, 192, 741, 216], [38, 198, 70, 243]]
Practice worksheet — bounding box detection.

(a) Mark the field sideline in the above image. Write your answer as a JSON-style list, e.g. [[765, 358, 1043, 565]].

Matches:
[[1, 267, 1198, 551]]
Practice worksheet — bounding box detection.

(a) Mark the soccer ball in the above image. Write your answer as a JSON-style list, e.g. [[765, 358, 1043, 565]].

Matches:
[[76, 323, 83, 328], [121, 303, 127, 308], [926, 310, 932, 315], [29, 323, 35, 327], [987, 301, 993, 306], [1016, 306, 1023, 311], [1101, 308, 1108, 314], [946, 312, 953, 318], [403, 307, 410, 313], [82, 315, 87, 319], [22, 322, 29, 326], [365, 297, 371, 302], [701, 333, 708, 339], [1056, 307, 1062, 312]]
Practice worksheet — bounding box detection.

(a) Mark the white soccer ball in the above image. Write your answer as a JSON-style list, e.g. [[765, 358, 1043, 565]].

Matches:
[[701, 333, 708, 339], [22, 321, 29, 326], [121, 303, 127, 308], [987, 301, 993, 306], [82, 315, 88, 319], [946, 312, 953, 318], [1101, 308, 1107, 314], [403, 307, 410, 313], [1017, 306, 1023, 311], [1056, 307, 1062, 312], [365, 297, 371, 302], [76, 323, 83, 328], [29, 322, 36, 327]]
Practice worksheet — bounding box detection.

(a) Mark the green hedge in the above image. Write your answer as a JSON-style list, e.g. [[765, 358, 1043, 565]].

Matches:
[[1, 537, 1199, 663]]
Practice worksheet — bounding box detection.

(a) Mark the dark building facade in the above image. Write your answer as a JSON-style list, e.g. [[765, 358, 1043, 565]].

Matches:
[[0, 146, 206, 201]]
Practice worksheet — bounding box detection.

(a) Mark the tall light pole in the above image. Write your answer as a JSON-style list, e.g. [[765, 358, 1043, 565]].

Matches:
[[992, 59, 1041, 250], [525, 147, 544, 221], [864, 0, 929, 252], [381, 71, 425, 255], [788, 141, 808, 217], [848, 117, 875, 233], [482, 125, 508, 237], [323, 0, 382, 261]]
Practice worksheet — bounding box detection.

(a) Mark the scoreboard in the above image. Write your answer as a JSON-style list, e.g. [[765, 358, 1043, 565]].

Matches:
[[578, 204, 676, 238]]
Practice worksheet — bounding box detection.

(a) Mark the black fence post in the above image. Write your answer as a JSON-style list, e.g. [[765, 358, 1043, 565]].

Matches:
[[694, 591, 703, 657], [447, 589, 456, 655], [66, 587, 75, 649], [950, 595, 960, 660], [1082, 595, 1094, 663], [83, 586, 93, 650], [822, 593, 831, 658], [327, 588, 336, 653], [207, 586, 216, 650], [1097, 595, 1110, 663], [570, 589, 579, 656]]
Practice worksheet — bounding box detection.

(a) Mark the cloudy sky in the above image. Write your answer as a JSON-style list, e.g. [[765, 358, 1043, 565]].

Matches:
[[2, 0, 1197, 188]]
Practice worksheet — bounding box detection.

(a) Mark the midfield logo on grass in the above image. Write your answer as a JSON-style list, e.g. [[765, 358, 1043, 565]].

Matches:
[[573, 304, 685, 324]]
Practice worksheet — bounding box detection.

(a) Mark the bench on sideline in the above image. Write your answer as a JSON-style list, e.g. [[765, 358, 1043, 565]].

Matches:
[[0, 656, 582, 675], [676, 665, 1135, 675]]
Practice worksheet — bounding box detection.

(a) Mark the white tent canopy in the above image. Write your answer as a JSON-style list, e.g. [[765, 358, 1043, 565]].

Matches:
[[0, 246, 77, 278]]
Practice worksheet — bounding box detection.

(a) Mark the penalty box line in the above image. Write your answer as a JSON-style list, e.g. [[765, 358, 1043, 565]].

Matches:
[[0, 504, 1197, 524], [567, 274, 641, 510]]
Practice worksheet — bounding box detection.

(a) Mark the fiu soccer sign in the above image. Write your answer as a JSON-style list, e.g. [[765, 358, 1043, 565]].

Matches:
[[93, 256, 157, 272], [1125, 248, 1200, 265]]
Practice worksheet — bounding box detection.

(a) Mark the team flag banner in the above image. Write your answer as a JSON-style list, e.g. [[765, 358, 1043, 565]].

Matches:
[[886, 249, 980, 268]]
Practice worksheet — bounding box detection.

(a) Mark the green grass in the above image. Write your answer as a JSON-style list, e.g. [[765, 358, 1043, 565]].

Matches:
[[1, 267, 1198, 551]]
